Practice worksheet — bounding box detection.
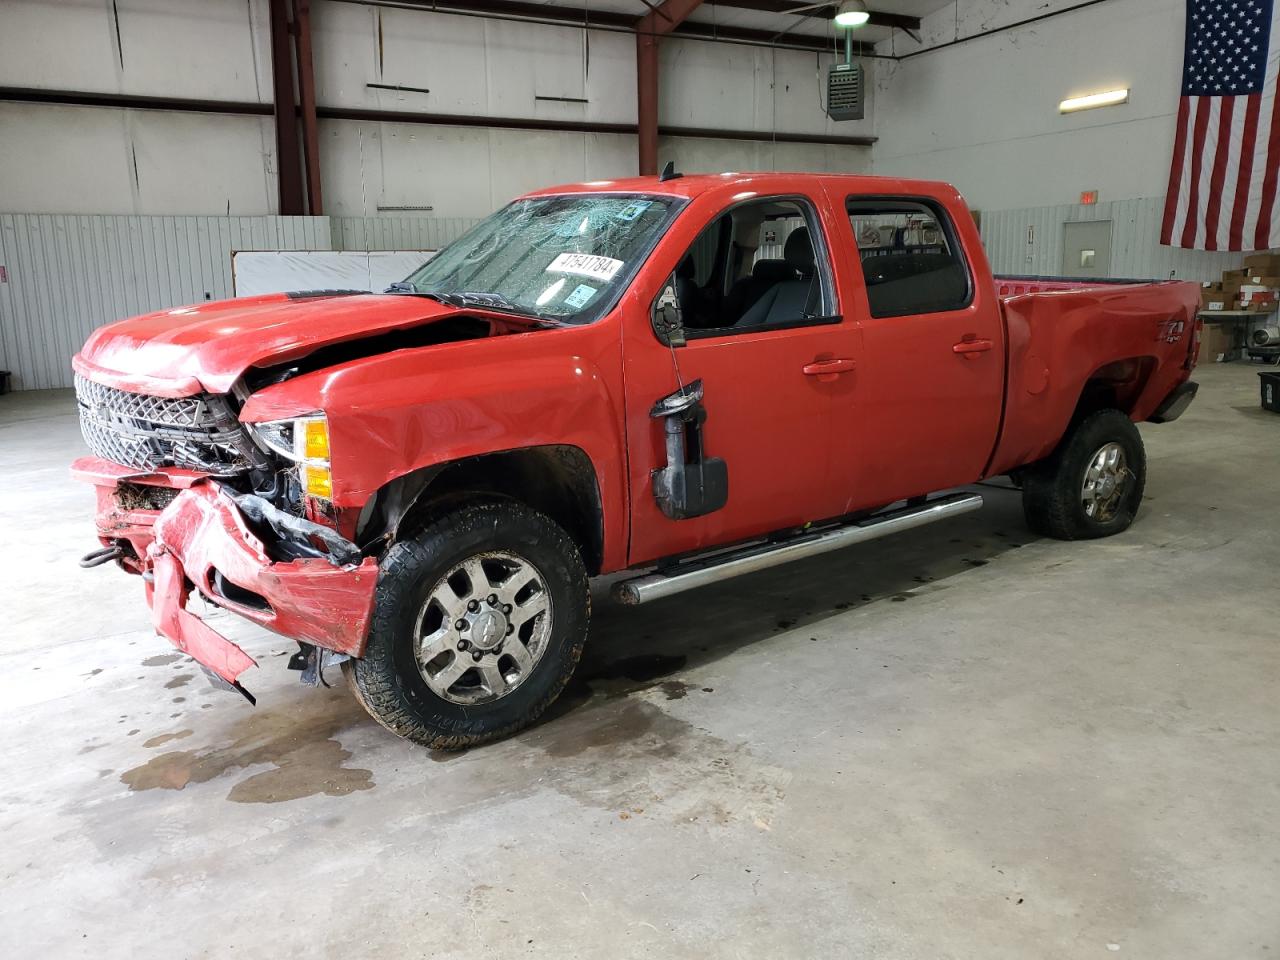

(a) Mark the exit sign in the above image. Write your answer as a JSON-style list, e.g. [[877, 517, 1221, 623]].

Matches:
[[1080, 190, 1099, 205]]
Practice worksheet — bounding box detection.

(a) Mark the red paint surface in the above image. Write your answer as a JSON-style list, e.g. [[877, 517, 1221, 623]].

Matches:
[[73, 172, 1200, 666]]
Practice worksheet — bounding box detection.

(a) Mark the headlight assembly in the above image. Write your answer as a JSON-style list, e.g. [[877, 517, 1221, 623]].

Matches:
[[248, 413, 333, 499]]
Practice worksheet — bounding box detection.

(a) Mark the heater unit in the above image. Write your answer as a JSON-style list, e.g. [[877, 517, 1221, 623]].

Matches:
[[827, 61, 865, 121]]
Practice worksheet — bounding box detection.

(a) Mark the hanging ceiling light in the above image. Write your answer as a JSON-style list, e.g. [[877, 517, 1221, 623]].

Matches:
[[834, 0, 871, 27]]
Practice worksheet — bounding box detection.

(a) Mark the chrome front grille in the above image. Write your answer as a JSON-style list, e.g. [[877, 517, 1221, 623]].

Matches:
[[75, 375, 256, 473]]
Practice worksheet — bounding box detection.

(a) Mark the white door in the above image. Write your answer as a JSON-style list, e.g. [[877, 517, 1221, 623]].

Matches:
[[1061, 220, 1113, 277]]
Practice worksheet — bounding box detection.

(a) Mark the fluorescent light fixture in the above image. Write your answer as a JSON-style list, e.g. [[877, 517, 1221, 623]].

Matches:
[[1059, 88, 1129, 113], [834, 0, 870, 27]]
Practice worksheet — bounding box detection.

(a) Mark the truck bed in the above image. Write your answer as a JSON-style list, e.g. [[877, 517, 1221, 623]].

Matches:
[[994, 274, 1168, 298], [984, 275, 1201, 478]]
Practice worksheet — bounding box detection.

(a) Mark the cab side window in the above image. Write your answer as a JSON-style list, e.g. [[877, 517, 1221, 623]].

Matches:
[[848, 198, 971, 318], [670, 197, 836, 336]]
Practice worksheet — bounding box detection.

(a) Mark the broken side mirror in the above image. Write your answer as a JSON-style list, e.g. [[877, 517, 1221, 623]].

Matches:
[[649, 379, 729, 521], [652, 276, 686, 348]]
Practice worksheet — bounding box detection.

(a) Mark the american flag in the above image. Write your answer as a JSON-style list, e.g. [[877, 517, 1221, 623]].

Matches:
[[1162, 0, 1280, 250]]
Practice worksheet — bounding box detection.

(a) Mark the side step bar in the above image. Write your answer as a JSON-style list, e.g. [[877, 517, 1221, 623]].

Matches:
[[613, 492, 984, 606]]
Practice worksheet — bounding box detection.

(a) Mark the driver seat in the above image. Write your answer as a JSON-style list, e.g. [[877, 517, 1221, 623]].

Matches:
[[735, 227, 822, 327]]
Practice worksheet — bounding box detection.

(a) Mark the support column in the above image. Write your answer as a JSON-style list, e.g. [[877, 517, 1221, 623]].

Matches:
[[268, 0, 304, 215], [634, 0, 704, 176], [294, 0, 323, 215]]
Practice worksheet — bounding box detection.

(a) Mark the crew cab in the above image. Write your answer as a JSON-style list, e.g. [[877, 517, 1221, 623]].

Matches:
[[72, 172, 1201, 748]]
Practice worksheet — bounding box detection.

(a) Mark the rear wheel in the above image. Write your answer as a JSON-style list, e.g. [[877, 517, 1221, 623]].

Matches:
[[345, 501, 589, 749], [1021, 408, 1146, 540]]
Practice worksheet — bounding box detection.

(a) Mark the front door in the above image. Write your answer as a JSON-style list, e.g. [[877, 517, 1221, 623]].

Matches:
[[622, 193, 862, 566]]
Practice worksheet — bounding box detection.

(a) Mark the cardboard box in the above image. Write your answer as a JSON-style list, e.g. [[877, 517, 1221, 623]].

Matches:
[[1222, 268, 1249, 283], [1202, 280, 1224, 291], [1201, 321, 1240, 360], [1247, 274, 1280, 286], [1201, 294, 1229, 311], [1243, 252, 1280, 275]]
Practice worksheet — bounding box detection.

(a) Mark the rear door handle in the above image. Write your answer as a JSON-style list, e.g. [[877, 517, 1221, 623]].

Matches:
[[802, 358, 856, 377], [953, 338, 994, 358]]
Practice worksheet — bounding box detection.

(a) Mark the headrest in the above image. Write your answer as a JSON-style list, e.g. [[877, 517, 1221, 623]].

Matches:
[[750, 259, 795, 284], [784, 227, 815, 276]]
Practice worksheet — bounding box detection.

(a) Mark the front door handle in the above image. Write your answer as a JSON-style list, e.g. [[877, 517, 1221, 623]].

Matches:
[[953, 337, 994, 358], [802, 358, 856, 378]]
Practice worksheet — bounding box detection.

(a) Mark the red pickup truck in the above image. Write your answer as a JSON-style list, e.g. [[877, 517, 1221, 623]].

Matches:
[[72, 172, 1200, 748]]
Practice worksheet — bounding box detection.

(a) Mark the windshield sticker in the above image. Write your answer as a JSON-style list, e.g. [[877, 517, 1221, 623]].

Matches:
[[563, 284, 597, 309], [546, 252, 624, 283], [614, 200, 653, 222]]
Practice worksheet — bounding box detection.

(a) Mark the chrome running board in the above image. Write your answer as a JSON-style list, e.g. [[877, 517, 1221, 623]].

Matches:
[[613, 492, 984, 606]]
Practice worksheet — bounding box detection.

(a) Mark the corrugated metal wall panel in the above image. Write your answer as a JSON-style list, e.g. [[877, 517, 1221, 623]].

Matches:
[[0, 214, 333, 390], [979, 197, 1244, 281], [330, 216, 479, 253], [0, 213, 485, 390]]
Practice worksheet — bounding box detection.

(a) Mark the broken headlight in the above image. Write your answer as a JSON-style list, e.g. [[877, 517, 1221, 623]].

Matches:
[[248, 413, 333, 499]]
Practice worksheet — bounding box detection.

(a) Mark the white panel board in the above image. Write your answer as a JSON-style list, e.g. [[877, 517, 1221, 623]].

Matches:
[[232, 251, 436, 296]]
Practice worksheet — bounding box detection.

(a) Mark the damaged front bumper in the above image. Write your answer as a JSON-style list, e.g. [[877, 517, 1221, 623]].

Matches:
[[73, 457, 378, 700]]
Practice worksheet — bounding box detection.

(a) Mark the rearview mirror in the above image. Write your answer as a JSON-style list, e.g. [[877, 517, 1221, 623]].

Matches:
[[652, 277, 686, 347]]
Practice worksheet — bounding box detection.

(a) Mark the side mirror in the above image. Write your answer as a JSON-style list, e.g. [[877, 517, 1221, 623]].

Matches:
[[652, 277, 686, 347]]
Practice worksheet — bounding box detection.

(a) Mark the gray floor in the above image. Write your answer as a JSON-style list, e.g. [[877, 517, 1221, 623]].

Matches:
[[1, 363, 1277, 959]]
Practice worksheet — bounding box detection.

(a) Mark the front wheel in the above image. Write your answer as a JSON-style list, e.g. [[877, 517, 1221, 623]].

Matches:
[[1021, 408, 1147, 540], [344, 501, 589, 749]]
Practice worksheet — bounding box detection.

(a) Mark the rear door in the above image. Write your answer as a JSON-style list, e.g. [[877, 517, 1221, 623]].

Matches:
[[621, 191, 863, 566], [839, 195, 1004, 506]]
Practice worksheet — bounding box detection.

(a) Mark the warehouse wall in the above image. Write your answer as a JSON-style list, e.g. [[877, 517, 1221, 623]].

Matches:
[[0, 0, 872, 219], [979, 198, 1244, 282], [0, 212, 481, 391], [872, 0, 1184, 212]]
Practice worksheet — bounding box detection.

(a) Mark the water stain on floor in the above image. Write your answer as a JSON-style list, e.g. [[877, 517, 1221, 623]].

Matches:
[[142, 653, 183, 667], [143, 730, 193, 749], [164, 673, 193, 689], [120, 694, 374, 803]]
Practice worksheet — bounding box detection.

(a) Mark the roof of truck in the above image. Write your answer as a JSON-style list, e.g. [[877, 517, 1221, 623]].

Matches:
[[522, 171, 965, 204]]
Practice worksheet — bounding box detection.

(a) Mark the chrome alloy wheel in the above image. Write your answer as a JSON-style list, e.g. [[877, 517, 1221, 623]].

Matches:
[[413, 551, 553, 705], [1081, 442, 1131, 522]]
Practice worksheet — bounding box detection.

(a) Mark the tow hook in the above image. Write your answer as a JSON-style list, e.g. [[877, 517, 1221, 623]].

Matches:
[[79, 544, 124, 568], [287, 641, 351, 687]]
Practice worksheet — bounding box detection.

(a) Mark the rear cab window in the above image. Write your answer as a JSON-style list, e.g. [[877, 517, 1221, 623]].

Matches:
[[847, 197, 972, 318]]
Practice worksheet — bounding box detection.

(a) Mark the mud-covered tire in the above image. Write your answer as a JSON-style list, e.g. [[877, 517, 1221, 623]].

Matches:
[[1021, 409, 1147, 541], [343, 501, 589, 749]]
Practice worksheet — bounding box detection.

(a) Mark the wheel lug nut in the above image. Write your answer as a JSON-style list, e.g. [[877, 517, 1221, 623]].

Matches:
[[503, 604, 512, 614], [487, 594, 498, 606], [455, 619, 468, 631], [472, 651, 483, 662], [457, 640, 468, 651], [506, 624, 514, 635], [467, 600, 480, 612]]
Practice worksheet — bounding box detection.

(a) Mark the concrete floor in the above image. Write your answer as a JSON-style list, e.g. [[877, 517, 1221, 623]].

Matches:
[[1, 363, 1277, 958]]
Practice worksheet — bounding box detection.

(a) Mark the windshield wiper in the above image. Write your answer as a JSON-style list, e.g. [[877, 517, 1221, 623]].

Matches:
[[400, 289, 572, 327], [385, 281, 417, 293], [454, 291, 520, 310]]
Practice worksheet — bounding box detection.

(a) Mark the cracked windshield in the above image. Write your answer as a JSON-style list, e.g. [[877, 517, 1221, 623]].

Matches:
[[399, 194, 679, 321]]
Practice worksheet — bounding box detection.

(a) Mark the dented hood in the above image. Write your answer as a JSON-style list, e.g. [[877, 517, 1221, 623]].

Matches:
[[73, 292, 467, 396]]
